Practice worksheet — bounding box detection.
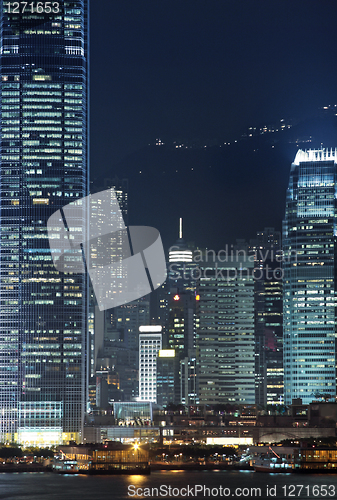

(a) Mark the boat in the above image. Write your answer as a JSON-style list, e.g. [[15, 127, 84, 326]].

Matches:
[[52, 458, 80, 474], [254, 447, 294, 472], [254, 457, 293, 472]]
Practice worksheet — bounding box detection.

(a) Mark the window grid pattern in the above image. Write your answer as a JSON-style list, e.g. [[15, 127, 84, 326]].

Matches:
[[196, 261, 255, 405], [0, 0, 88, 443], [283, 156, 337, 405]]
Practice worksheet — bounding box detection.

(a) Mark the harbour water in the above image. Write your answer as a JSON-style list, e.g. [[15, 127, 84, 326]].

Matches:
[[0, 471, 336, 500]]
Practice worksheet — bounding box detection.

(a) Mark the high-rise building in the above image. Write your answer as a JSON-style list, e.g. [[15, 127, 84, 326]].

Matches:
[[157, 349, 178, 406], [87, 178, 130, 403], [197, 254, 255, 405], [166, 292, 199, 405], [0, 1, 89, 445], [179, 355, 198, 405], [250, 228, 283, 406], [150, 219, 199, 405], [283, 149, 337, 404], [167, 292, 196, 354], [114, 297, 150, 351], [164, 220, 199, 405], [138, 327, 162, 403]]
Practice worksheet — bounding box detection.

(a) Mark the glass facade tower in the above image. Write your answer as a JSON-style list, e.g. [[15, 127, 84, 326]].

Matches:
[[0, 1, 89, 445], [283, 149, 337, 405]]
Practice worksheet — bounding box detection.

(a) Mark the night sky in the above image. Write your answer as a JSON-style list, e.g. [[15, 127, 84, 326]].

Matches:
[[90, 1, 337, 250]]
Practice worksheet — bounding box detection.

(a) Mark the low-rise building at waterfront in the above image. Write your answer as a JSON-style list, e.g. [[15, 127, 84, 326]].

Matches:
[[56, 442, 150, 473]]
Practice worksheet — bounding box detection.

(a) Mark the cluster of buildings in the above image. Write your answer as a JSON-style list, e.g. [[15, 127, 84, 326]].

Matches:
[[87, 153, 337, 448], [82, 399, 337, 447], [89, 221, 282, 411], [0, 1, 336, 448]]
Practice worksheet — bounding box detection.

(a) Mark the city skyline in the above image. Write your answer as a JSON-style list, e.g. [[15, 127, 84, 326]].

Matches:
[[0, 0, 337, 457], [89, 1, 337, 419]]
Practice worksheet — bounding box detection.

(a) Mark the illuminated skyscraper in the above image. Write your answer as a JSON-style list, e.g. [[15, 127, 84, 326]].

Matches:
[[197, 254, 255, 405], [283, 149, 337, 404], [138, 326, 162, 403], [157, 349, 178, 406], [0, 1, 89, 445], [165, 219, 198, 405], [250, 228, 283, 406], [166, 291, 198, 405], [88, 178, 128, 379]]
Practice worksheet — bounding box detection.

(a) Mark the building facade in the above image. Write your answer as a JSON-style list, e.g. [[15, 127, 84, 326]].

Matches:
[[166, 292, 198, 405], [197, 255, 255, 405], [0, 1, 89, 444], [89, 177, 129, 378], [283, 149, 337, 404], [250, 228, 283, 406], [138, 327, 162, 403], [156, 349, 178, 406]]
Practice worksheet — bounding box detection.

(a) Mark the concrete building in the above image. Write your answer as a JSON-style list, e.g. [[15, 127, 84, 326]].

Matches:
[[138, 327, 162, 403], [157, 349, 178, 406], [197, 254, 255, 404]]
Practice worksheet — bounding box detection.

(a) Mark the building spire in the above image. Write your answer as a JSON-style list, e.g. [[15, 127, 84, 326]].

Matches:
[[179, 218, 183, 239]]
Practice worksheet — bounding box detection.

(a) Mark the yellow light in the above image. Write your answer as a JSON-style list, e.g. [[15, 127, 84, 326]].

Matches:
[[134, 443, 139, 450], [195, 295, 200, 301], [173, 295, 180, 301], [159, 349, 175, 358]]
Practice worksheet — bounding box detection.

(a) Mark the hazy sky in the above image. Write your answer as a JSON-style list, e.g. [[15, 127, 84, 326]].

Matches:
[[90, 1, 337, 248], [91, 1, 337, 162]]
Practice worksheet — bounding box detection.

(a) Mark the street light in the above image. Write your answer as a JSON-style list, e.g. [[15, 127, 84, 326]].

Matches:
[[133, 442, 140, 463]]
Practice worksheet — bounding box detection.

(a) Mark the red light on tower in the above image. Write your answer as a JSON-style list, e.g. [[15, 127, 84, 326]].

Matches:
[[173, 294, 180, 301]]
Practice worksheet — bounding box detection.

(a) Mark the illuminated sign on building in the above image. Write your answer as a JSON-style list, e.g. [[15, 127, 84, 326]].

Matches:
[[158, 350, 175, 358]]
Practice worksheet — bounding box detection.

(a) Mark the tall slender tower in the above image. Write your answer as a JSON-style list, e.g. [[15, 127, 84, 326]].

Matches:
[[0, 1, 89, 445], [250, 228, 283, 406], [283, 149, 337, 405]]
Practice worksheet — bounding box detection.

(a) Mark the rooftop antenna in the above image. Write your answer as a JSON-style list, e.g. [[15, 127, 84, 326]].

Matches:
[[179, 218, 183, 239]]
